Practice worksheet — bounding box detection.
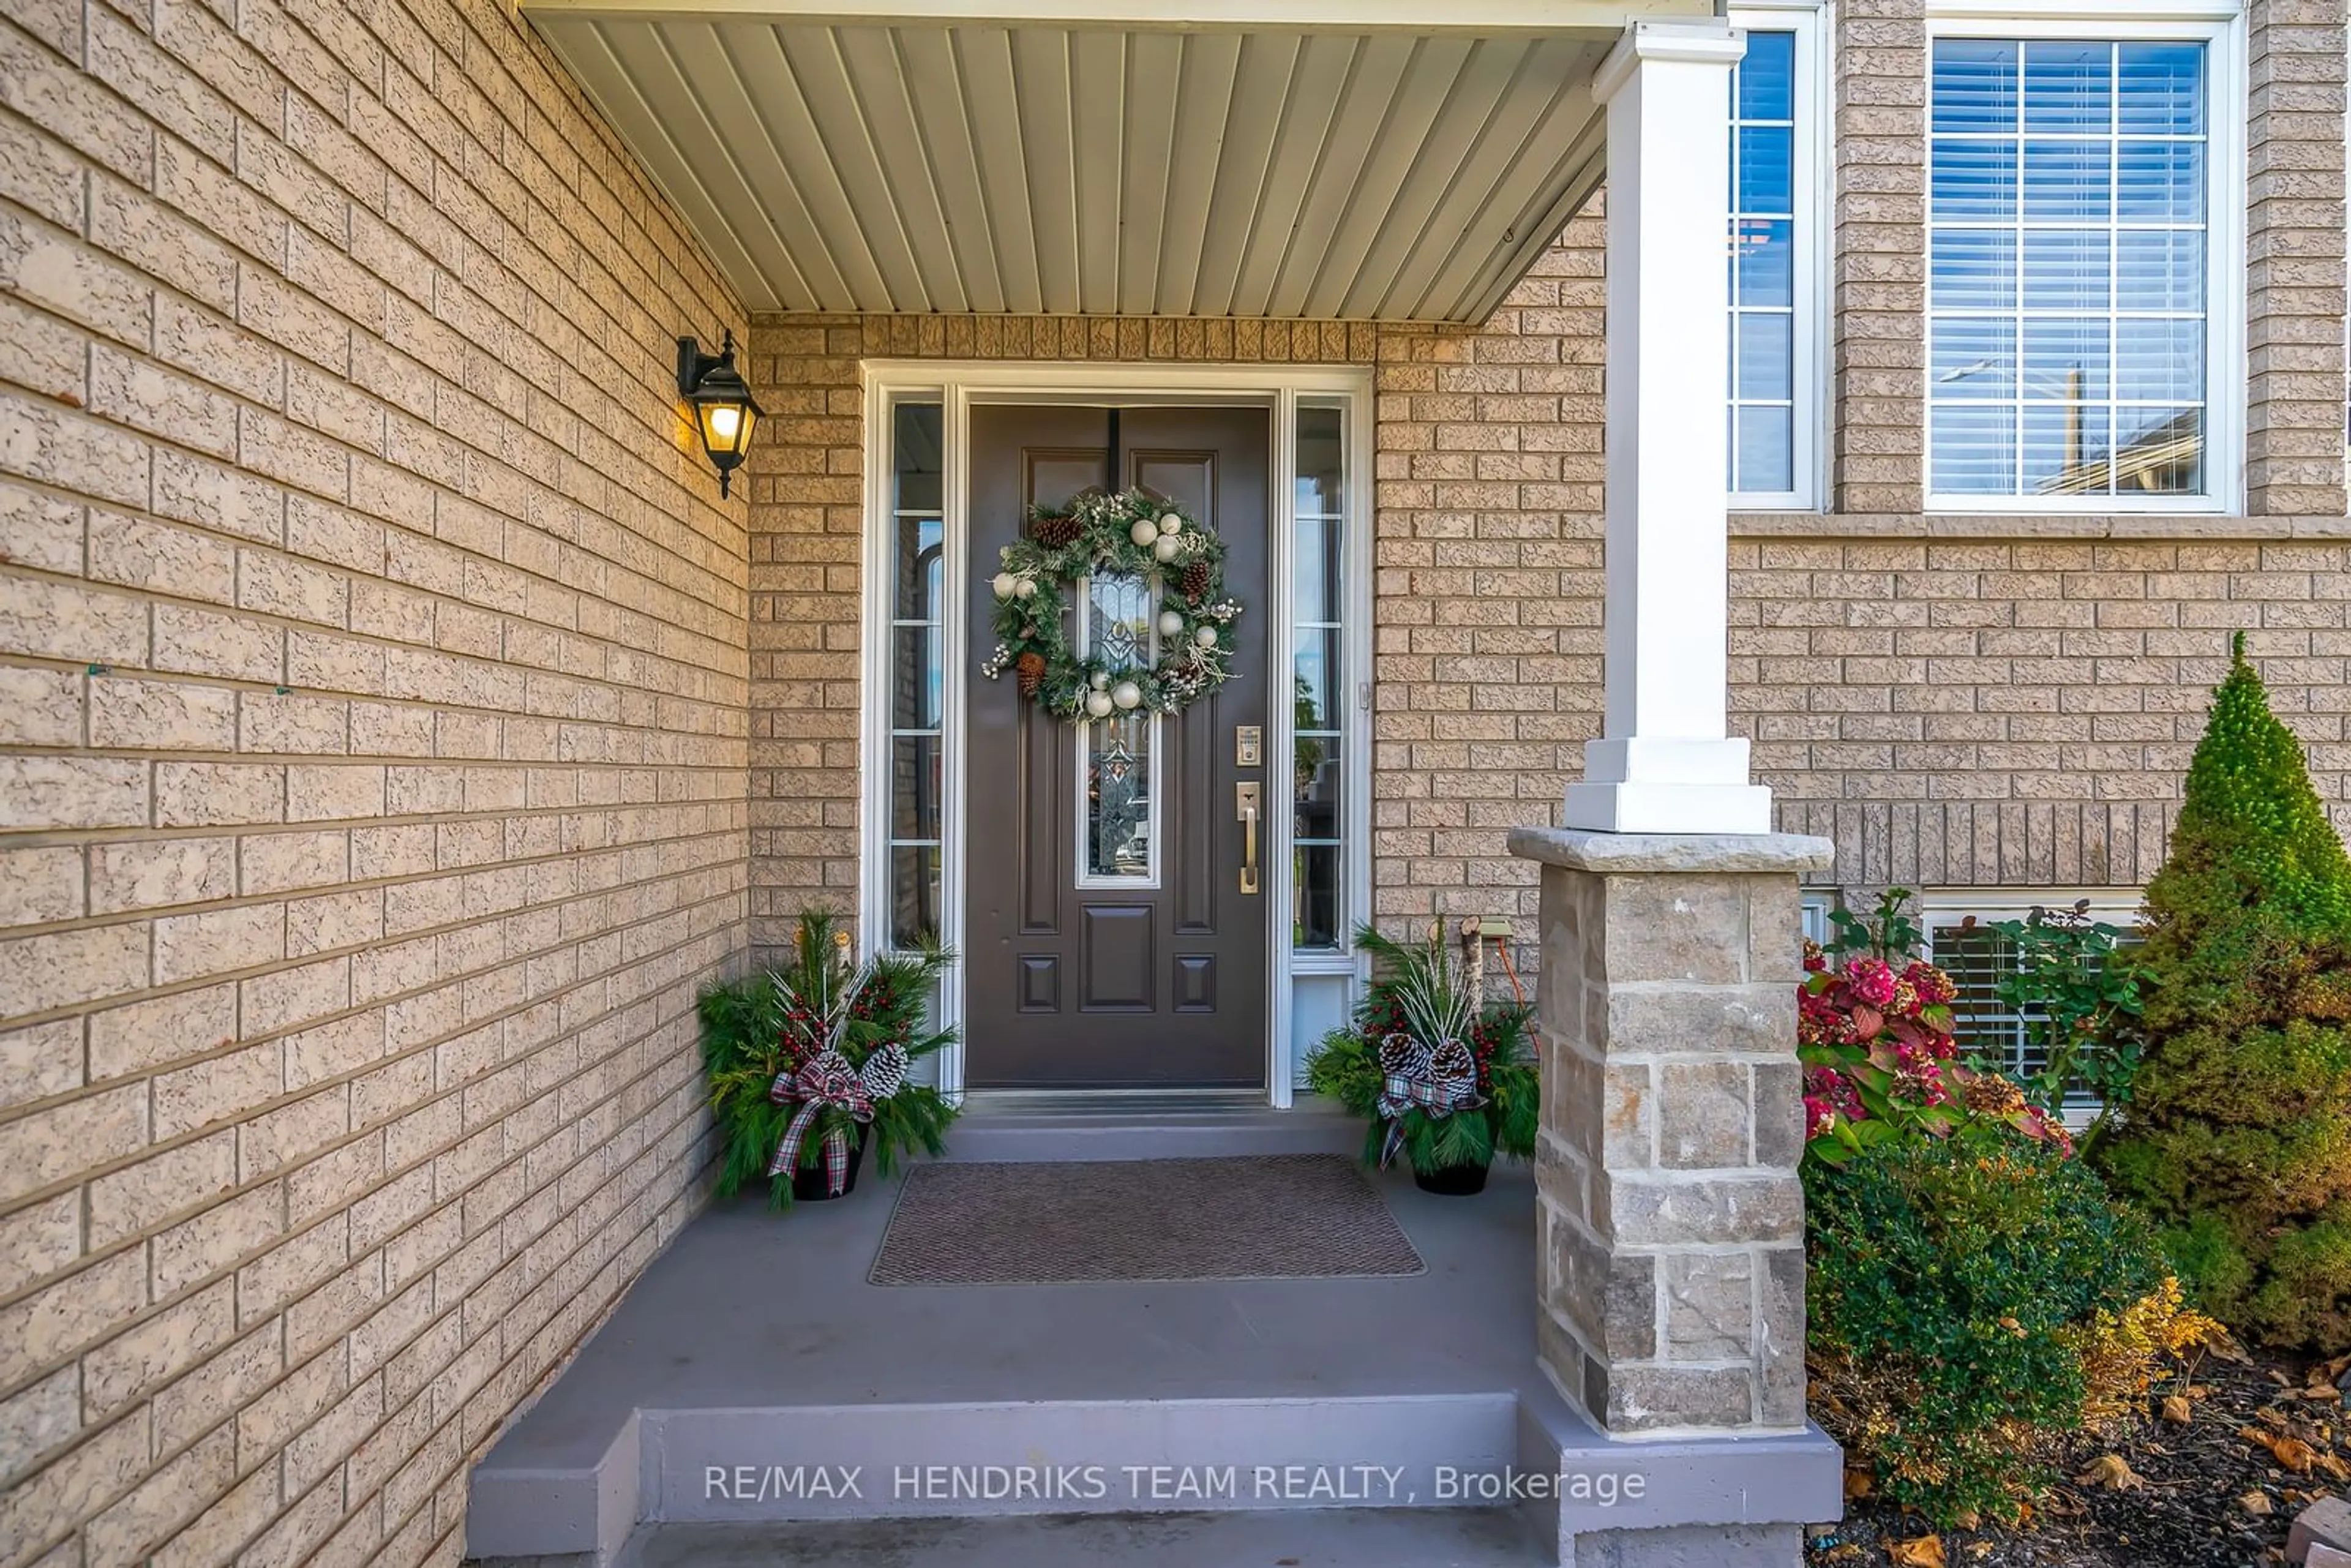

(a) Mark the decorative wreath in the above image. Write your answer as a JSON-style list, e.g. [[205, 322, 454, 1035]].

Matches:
[[981, 488, 1243, 723]]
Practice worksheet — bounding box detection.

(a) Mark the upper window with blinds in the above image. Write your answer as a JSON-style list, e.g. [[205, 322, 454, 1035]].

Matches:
[[1927, 35, 2226, 509], [1728, 18, 1818, 508]]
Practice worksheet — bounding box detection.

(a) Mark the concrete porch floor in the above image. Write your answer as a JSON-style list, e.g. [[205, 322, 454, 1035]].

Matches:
[[467, 1122, 1840, 1565], [476, 1150, 1536, 1460]]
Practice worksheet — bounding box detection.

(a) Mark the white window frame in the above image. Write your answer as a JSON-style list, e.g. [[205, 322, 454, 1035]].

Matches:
[[1922, 4, 2246, 514], [1917, 887, 2144, 1127], [1800, 890, 1834, 946], [1729, 3, 1831, 511]]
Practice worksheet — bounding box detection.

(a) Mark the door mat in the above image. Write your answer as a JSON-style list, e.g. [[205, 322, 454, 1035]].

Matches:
[[868, 1154, 1426, 1285]]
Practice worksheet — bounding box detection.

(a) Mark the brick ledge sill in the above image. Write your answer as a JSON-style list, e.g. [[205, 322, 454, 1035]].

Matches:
[[1731, 512, 2351, 540]]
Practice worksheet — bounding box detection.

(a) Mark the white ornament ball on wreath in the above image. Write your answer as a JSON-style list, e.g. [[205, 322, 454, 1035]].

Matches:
[[1153, 535, 1182, 563], [1193, 625, 1218, 648], [1013, 578, 1037, 599], [1090, 670, 1111, 690], [1112, 680, 1142, 711], [1156, 610, 1183, 638], [1084, 690, 1115, 719], [1129, 519, 1159, 548], [1158, 514, 1182, 535], [992, 572, 1018, 599]]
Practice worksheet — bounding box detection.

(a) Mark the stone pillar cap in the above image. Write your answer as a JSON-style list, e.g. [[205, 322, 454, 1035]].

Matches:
[[1506, 825, 1835, 874]]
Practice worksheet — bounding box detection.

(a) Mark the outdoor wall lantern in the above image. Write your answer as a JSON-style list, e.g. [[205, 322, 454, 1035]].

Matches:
[[677, 330, 762, 497]]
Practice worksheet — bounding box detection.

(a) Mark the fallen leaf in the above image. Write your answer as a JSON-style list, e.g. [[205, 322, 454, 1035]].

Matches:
[[2317, 1452, 2351, 1482], [2161, 1394, 2194, 1425], [2241, 1425, 2320, 1472], [1842, 1467, 1874, 1500], [2076, 1454, 2145, 1491], [1951, 1508, 1981, 1531], [1888, 1537, 1948, 1568], [2241, 1491, 2273, 1516], [2303, 1386, 2339, 1402]]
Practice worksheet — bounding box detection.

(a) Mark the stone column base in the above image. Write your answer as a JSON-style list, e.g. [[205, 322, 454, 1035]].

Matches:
[[1508, 826, 1834, 1440], [1518, 1378, 1840, 1568]]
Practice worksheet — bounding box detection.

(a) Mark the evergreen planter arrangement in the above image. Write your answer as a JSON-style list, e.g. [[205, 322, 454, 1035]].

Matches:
[[1305, 926, 1539, 1193], [699, 910, 959, 1207]]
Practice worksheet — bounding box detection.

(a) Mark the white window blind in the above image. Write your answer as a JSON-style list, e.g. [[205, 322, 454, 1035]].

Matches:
[[1927, 37, 2216, 503], [1925, 904, 2139, 1111]]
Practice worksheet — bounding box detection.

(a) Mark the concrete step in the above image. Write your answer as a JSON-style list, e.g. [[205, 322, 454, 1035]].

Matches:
[[938, 1103, 1367, 1161], [643, 1394, 1518, 1521], [470, 1392, 1522, 1557], [613, 1507, 1554, 1567]]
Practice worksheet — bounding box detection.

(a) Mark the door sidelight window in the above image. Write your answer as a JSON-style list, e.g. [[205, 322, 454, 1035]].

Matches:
[[887, 400, 945, 948]]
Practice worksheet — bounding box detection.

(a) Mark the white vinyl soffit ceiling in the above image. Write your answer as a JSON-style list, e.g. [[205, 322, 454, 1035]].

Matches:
[[520, 4, 1684, 321]]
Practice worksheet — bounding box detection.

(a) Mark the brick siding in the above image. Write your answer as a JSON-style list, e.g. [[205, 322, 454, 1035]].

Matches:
[[1832, 0, 1929, 514], [2248, 0, 2351, 515], [0, 0, 749, 1558]]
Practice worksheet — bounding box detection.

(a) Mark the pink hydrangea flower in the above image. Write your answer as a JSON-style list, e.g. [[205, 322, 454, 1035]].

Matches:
[[1844, 957, 1900, 1009]]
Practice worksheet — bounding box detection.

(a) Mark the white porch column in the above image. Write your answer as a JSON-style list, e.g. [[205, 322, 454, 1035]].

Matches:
[[1562, 21, 1775, 837]]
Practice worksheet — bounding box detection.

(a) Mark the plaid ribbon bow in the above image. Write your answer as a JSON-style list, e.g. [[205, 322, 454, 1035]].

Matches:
[[1374, 1033, 1485, 1168], [767, 1043, 910, 1194]]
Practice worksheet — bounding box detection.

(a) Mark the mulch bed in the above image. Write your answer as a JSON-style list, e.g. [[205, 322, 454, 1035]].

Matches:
[[1807, 1345, 2351, 1568]]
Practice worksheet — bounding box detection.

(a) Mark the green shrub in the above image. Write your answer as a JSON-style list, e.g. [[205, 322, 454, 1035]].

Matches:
[[2100, 636, 2351, 1348], [1807, 1131, 2171, 1525]]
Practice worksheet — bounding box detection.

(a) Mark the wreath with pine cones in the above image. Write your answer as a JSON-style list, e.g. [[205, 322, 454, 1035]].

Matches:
[[981, 488, 1243, 723]]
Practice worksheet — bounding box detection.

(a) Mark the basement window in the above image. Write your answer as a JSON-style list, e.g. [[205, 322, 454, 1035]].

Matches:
[[1919, 893, 2142, 1114]]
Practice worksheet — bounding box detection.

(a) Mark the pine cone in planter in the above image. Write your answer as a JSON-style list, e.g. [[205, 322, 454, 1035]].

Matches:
[[1032, 512, 1083, 549], [1015, 651, 1048, 694], [1180, 558, 1212, 601]]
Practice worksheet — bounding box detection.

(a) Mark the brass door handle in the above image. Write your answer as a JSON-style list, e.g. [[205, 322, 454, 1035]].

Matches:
[[1236, 782, 1261, 895]]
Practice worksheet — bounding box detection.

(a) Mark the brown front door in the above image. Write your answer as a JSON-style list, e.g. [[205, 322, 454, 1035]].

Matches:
[[965, 404, 1271, 1089]]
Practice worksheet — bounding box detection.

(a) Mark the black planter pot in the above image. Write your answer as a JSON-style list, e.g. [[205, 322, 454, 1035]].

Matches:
[[1412, 1160, 1490, 1196], [789, 1122, 871, 1202]]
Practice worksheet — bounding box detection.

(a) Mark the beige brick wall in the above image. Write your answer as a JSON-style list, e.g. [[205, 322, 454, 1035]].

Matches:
[[1730, 526, 2351, 887], [2248, 0, 2351, 514], [0, 0, 749, 1558], [1832, 0, 1929, 514]]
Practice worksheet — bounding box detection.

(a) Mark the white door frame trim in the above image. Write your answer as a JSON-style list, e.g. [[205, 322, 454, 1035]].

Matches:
[[857, 359, 1377, 1105]]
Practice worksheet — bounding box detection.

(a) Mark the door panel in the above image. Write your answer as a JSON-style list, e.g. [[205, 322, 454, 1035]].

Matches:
[[965, 404, 1271, 1089]]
